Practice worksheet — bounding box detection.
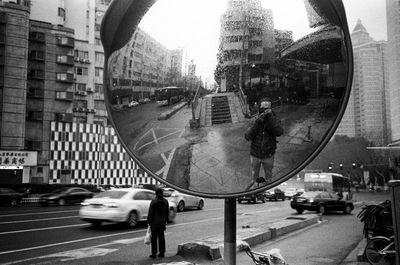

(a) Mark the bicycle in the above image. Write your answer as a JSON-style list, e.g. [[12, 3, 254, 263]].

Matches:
[[239, 242, 289, 265], [364, 234, 396, 265]]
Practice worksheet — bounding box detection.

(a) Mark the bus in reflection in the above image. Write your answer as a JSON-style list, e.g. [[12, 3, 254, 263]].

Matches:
[[155, 86, 185, 106]]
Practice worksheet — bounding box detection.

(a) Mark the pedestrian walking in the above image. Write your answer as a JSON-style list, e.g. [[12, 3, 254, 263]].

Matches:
[[245, 98, 283, 190], [147, 188, 169, 259]]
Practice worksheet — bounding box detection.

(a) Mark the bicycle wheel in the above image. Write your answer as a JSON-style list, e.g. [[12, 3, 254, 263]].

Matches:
[[365, 236, 391, 265]]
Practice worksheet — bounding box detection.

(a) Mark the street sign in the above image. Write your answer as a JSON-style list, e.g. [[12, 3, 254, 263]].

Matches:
[[101, 0, 353, 198]]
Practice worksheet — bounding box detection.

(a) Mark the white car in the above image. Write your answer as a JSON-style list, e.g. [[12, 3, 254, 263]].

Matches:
[[128, 100, 139, 107], [284, 188, 298, 199], [79, 188, 177, 227], [163, 188, 204, 212]]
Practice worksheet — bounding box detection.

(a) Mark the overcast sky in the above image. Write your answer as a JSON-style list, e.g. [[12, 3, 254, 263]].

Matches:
[[138, 0, 387, 86]]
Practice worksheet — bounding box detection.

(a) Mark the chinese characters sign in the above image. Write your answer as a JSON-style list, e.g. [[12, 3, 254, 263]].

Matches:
[[0, 151, 37, 167]]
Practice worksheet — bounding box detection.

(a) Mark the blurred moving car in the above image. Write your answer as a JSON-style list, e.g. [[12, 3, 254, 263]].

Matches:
[[40, 187, 93, 206], [284, 188, 298, 199], [0, 187, 24, 206], [79, 188, 177, 227], [290, 191, 354, 215], [264, 188, 285, 201], [238, 193, 266, 204], [163, 188, 204, 212]]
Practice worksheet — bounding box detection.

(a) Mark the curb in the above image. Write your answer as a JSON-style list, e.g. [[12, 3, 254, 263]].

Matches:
[[177, 214, 319, 261], [158, 102, 187, 120]]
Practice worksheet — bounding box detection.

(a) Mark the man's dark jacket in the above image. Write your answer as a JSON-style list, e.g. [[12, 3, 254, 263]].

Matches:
[[147, 196, 169, 231], [245, 111, 283, 158]]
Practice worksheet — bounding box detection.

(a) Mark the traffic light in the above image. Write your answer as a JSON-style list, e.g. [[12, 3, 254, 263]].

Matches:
[[352, 163, 356, 169], [328, 163, 333, 171], [339, 163, 343, 170]]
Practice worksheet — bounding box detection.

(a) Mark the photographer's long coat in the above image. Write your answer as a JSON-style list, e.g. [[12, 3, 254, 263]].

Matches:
[[245, 112, 283, 159]]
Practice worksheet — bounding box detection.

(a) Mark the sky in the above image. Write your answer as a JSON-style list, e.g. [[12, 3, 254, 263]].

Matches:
[[137, 0, 387, 87]]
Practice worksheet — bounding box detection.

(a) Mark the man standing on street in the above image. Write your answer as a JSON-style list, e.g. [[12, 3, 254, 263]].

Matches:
[[245, 98, 283, 189], [147, 188, 169, 259]]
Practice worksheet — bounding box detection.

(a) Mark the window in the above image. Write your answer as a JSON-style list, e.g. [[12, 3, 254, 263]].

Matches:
[[95, 52, 104, 63], [95, 67, 103, 78], [95, 83, 103, 93], [75, 83, 86, 91], [58, 8, 65, 20], [26, 110, 43, 121], [56, 73, 74, 82], [74, 50, 89, 59], [57, 36, 74, 47], [55, 91, 73, 101], [75, 67, 88, 76], [95, 37, 101, 46]]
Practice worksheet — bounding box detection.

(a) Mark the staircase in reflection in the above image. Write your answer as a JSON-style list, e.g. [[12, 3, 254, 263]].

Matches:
[[199, 92, 247, 126]]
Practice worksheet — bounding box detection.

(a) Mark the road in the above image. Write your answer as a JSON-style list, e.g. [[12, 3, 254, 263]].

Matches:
[[0, 198, 296, 264]]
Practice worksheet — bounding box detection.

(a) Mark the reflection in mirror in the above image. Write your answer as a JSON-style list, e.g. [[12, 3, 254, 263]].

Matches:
[[104, 0, 350, 195]]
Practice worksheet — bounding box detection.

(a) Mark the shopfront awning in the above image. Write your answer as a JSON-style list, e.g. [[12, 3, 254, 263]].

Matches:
[[280, 25, 344, 65]]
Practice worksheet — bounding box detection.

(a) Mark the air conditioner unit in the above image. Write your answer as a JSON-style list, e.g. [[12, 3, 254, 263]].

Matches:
[[73, 107, 79, 112], [87, 87, 94, 93]]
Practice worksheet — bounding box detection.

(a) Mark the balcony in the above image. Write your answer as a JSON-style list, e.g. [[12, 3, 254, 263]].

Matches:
[[56, 73, 74, 83], [25, 140, 42, 151], [28, 69, 45, 79], [56, 36, 74, 48], [29, 31, 45, 43], [27, 87, 44, 99], [57, 55, 74, 65], [55, 91, 73, 101], [26, 110, 43, 121], [28, 50, 45, 61]]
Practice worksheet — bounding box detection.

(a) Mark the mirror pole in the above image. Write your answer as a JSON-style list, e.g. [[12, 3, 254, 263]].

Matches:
[[224, 198, 237, 265]]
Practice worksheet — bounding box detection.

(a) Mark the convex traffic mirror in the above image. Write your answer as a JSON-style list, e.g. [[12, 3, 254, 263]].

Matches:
[[101, 0, 353, 198]]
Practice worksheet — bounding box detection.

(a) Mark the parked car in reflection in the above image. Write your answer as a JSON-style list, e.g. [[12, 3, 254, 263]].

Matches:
[[163, 188, 204, 212], [264, 188, 285, 201], [0, 187, 24, 206], [284, 188, 298, 200], [128, 100, 139, 107], [290, 191, 354, 215], [79, 188, 177, 227], [40, 187, 94, 206], [237, 192, 266, 204]]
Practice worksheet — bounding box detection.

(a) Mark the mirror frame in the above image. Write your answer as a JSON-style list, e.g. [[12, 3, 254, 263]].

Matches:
[[101, 0, 353, 199]]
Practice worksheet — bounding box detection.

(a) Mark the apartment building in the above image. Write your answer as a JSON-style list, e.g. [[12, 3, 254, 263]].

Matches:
[[386, 0, 400, 145], [0, 0, 158, 185], [336, 20, 389, 146], [110, 27, 184, 105]]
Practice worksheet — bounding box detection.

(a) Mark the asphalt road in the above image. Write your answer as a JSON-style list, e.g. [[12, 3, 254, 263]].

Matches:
[[0, 197, 296, 264]]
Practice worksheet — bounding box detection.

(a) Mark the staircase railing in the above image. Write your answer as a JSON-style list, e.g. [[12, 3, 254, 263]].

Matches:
[[191, 85, 202, 127], [236, 86, 250, 118]]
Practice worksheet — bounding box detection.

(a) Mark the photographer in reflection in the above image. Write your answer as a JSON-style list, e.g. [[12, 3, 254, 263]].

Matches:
[[245, 98, 283, 189]]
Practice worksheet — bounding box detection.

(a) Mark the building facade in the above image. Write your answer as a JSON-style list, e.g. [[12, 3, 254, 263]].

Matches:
[[386, 0, 400, 145], [336, 20, 389, 146], [109, 27, 184, 105], [0, 0, 162, 186], [218, 0, 276, 91]]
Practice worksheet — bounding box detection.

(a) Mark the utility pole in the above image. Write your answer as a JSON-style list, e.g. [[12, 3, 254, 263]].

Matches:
[[239, 4, 247, 92]]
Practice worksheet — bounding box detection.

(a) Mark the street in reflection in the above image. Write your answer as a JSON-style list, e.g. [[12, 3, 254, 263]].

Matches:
[[103, 0, 350, 194]]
